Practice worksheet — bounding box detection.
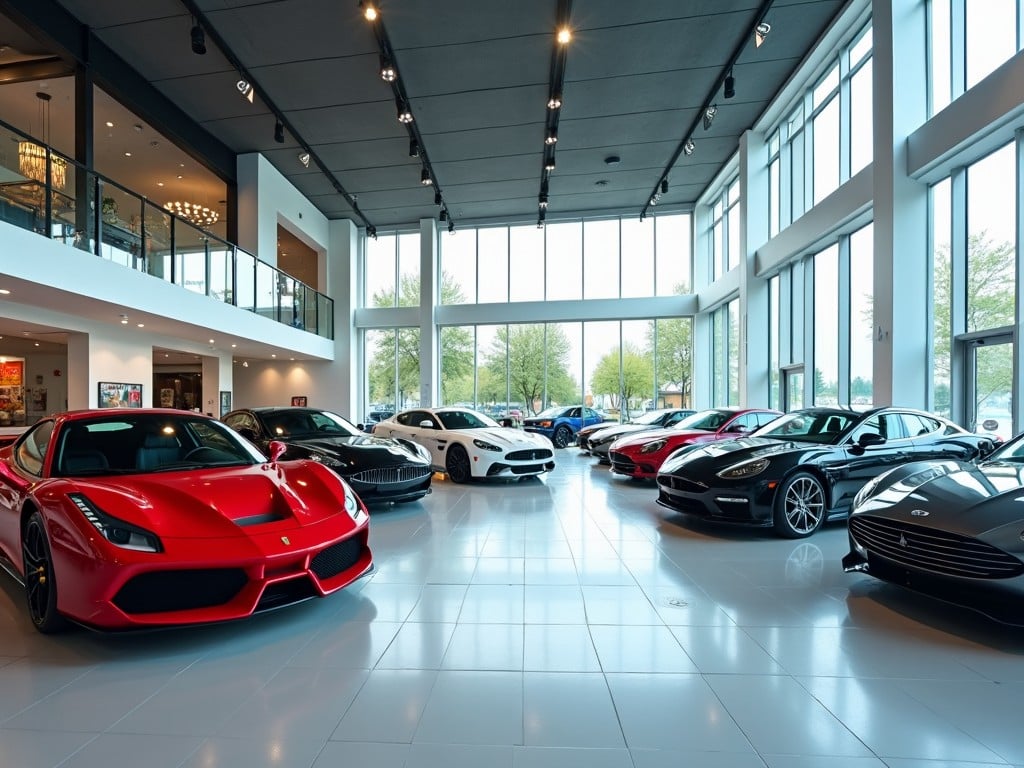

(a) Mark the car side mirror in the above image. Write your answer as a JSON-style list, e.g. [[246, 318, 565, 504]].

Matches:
[[267, 440, 288, 462], [419, 419, 435, 429], [726, 424, 749, 433], [857, 432, 885, 447], [236, 427, 257, 442]]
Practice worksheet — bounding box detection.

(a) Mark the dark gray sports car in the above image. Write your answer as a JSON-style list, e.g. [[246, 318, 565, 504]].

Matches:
[[224, 407, 433, 504], [843, 431, 1024, 625]]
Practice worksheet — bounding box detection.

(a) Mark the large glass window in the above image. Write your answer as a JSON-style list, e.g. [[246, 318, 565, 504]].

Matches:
[[440, 229, 476, 304], [546, 221, 582, 301], [583, 219, 619, 300], [365, 327, 421, 414], [655, 213, 691, 294], [849, 224, 874, 408], [621, 217, 655, 297], [849, 27, 873, 176], [769, 275, 780, 409], [478, 227, 510, 304], [813, 245, 839, 405], [508, 225, 544, 302], [966, 143, 1016, 331], [931, 178, 952, 417], [966, 0, 1016, 89]]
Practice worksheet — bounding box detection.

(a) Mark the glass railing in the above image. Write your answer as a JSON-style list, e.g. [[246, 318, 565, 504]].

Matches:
[[0, 119, 333, 340]]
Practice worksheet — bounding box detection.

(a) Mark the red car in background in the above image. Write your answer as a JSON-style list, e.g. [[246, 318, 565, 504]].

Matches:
[[608, 407, 782, 480]]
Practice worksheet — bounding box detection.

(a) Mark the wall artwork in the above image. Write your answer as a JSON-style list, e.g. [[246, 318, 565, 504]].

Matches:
[[291, 396, 308, 407], [98, 382, 143, 409]]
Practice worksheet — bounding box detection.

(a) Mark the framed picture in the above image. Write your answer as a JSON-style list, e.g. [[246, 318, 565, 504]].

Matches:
[[219, 391, 232, 417], [98, 382, 143, 409], [291, 396, 307, 407]]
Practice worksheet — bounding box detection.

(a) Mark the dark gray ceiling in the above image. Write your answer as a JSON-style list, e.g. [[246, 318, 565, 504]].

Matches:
[[34, 0, 841, 229]]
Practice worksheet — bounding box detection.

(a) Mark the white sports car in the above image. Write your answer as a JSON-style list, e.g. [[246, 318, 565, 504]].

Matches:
[[372, 407, 555, 483]]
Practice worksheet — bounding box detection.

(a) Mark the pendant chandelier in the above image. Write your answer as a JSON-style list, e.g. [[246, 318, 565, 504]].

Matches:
[[18, 92, 67, 189], [163, 200, 219, 228]]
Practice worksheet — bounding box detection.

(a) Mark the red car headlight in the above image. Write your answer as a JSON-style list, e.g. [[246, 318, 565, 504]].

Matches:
[[341, 480, 368, 525], [68, 493, 162, 553]]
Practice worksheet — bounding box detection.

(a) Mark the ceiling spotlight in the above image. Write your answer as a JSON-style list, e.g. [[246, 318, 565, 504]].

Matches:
[[557, 27, 572, 44], [755, 21, 771, 47], [190, 21, 206, 55], [120, 314, 128, 324], [236, 78, 254, 103], [274, 120, 284, 143], [724, 73, 735, 99], [421, 167, 433, 186], [544, 156, 556, 171], [660, 179, 669, 195], [447, 219, 455, 234], [547, 93, 562, 110], [434, 190, 442, 205], [242, 360, 249, 368], [703, 104, 717, 131], [409, 138, 420, 157], [380, 56, 397, 82], [298, 152, 310, 167], [545, 130, 558, 145], [368, 225, 378, 239], [360, 1, 378, 21], [397, 103, 414, 123], [650, 195, 659, 206], [539, 193, 548, 208], [683, 138, 695, 155], [439, 208, 448, 222]]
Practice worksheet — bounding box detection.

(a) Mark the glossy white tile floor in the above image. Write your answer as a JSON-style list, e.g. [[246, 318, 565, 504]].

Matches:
[[2, 453, 1024, 767]]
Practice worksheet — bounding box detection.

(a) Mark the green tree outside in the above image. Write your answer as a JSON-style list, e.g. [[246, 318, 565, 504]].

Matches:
[[590, 343, 654, 415]]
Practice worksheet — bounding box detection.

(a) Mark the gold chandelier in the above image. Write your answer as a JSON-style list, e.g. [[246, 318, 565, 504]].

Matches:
[[19, 92, 66, 189], [163, 200, 219, 228]]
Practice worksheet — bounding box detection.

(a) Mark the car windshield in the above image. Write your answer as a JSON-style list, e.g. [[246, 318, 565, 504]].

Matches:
[[436, 409, 501, 430], [671, 409, 734, 432], [55, 414, 262, 476], [753, 411, 854, 444], [632, 410, 671, 425], [535, 406, 570, 419], [262, 409, 362, 438], [985, 433, 1024, 462]]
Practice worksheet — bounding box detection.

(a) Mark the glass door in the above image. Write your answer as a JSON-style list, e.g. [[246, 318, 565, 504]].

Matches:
[[782, 365, 805, 412], [964, 334, 1013, 442]]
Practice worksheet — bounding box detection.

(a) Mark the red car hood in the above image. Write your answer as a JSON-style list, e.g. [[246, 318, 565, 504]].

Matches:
[[68, 460, 352, 538], [613, 428, 713, 451]]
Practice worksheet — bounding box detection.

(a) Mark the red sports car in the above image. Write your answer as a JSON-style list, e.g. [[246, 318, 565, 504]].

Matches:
[[0, 409, 373, 633], [608, 407, 782, 479]]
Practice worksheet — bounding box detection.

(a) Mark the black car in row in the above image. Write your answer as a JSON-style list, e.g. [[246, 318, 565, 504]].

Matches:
[[224, 407, 434, 505], [654, 407, 996, 538]]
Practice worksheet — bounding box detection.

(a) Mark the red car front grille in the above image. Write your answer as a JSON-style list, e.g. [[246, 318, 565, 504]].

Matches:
[[113, 569, 248, 614], [310, 538, 365, 580]]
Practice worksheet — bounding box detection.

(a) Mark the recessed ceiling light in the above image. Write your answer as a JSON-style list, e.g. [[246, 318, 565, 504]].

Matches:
[[604, 155, 621, 165], [177, 174, 183, 180], [208, 339, 215, 344], [271, 354, 277, 358], [137, 323, 145, 328], [105, 121, 114, 127], [157, 182, 164, 187], [0, 288, 10, 294], [231, 343, 237, 348], [124, 151, 131, 157]]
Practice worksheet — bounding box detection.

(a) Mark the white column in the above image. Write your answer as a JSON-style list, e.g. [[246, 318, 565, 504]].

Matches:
[[328, 218, 358, 416], [871, 0, 930, 406], [739, 129, 771, 406], [419, 217, 439, 406]]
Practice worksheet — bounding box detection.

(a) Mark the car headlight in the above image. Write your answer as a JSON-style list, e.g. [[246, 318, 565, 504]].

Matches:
[[538, 420, 553, 428], [473, 438, 502, 452], [641, 439, 667, 454], [717, 458, 770, 480], [310, 453, 344, 468], [340, 480, 368, 524], [68, 493, 162, 553]]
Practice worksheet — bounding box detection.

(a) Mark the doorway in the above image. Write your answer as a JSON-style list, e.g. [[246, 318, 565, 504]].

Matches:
[[962, 332, 1013, 441]]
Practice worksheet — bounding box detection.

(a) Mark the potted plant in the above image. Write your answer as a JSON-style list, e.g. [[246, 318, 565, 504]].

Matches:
[[101, 196, 118, 224]]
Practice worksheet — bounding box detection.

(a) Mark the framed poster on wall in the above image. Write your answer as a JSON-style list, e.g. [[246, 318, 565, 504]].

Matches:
[[98, 382, 143, 408], [291, 396, 308, 407], [219, 391, 232, 417]]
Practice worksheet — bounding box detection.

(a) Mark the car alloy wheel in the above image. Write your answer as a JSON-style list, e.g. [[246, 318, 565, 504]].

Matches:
[[774, 471, 826, 538], [553, 425, 572, 449], [445, 444, 472, 484], [22, 511, 66, 633]]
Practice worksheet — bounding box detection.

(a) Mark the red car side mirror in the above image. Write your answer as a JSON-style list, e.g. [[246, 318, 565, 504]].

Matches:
[[267, 440, 288, 462]]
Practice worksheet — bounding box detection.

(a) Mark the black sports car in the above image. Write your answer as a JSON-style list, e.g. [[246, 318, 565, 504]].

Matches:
[[843, 431, 1024, 625], [655, 407, 996, 538], [223, 406, 433, 504]]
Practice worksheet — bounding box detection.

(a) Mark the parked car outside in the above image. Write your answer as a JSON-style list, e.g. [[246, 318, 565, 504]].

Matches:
[[360, 409, 395, 433], [522, 405, 604, 448]]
